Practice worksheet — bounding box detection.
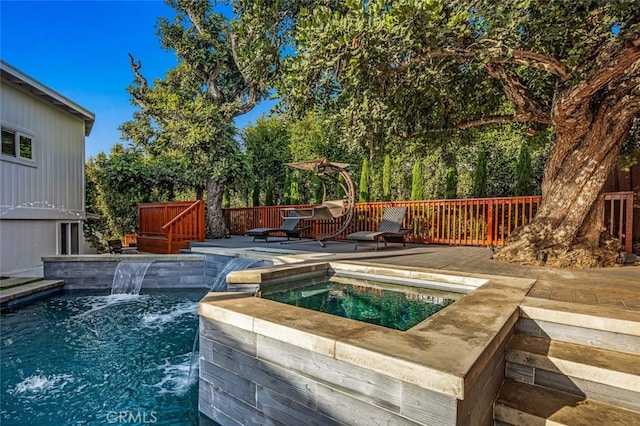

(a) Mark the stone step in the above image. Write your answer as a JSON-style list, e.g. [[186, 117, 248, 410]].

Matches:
[[0, 277, 42, 289], [495, 379, 640, 426], [517, 296, 640, 355], [0, 279, 64, 309], [506, 334, 640, 411]]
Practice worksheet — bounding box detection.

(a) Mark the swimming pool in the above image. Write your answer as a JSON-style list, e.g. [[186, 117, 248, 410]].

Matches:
[[1, 290, 207, 426]]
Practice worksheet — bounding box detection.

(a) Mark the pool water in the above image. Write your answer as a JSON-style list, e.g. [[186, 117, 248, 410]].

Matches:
[[0, 290, 209, 426], [262, 281, 456, 331]]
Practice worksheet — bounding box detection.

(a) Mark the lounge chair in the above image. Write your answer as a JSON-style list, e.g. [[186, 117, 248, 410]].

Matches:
[[347, 207, 408, 251], [108, 239, 123, 254], [246, 211, 310, 242]]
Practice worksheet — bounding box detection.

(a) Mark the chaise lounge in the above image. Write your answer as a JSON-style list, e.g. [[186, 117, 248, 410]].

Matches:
[[245, 211, 310, 242], [347, 206, 408, 251]]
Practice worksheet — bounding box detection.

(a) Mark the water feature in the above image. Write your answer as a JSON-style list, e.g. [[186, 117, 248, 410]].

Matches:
[[0, 290, 206, 425], [210, 257, 258, 291], [111, 261, 152, 294]]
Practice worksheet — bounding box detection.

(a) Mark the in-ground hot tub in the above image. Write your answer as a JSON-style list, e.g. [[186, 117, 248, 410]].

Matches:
[[198, 261, 535, 425]]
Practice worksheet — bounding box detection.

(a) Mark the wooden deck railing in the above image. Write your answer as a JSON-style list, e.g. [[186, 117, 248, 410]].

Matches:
[[223, 196, 543, 246], [161, 200, 205, 253], [603, 191, 634, 253], [138, 201, 205, 253], [136, 193, 633, 251]]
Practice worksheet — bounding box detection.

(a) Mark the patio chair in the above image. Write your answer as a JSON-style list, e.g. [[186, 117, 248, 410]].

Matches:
[[245, 211, 310, 242], [347, 207, 408, 251], [108, 239, 123, 254]]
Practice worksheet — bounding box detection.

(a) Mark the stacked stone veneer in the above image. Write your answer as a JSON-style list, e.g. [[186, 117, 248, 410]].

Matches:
[[43, 255, 207, 290]]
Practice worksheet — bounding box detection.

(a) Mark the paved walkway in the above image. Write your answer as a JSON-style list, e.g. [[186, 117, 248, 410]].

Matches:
[[198, 237, 640, 312]]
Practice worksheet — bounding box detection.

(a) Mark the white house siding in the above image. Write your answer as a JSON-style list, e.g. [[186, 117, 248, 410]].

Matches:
[[0, 220, 59, 276], [1, 83, 85, 218], [1, 63, 93, 276]]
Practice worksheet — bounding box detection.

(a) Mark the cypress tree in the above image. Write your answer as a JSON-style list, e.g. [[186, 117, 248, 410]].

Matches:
[[290, 177, 299, 205], [411, 160, 424, 201], [251, 180, 260, 206], [382, 154, 391, 201], [472, 147, 488, 198], [313, 177, 324, 204], [336, 174, 346, 200], [444, 166, 458, 199], [265, 178, 274, 206], [282, 170, 290, 205], [515, 141, 533, 196], [359, 158, 371, 202]]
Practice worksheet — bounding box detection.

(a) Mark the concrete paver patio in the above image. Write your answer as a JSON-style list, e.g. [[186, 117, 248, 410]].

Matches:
[[196, 237, 640, 312]]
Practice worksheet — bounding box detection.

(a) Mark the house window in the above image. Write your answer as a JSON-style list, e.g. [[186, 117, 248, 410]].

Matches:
[[1, 127, 34, 162]]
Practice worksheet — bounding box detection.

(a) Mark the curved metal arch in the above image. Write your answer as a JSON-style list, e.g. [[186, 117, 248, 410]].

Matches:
[[284, 158, 356, 244]]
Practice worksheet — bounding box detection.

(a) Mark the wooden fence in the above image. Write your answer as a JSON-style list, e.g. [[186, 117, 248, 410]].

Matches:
[[135, 193, 633, 250], [138, 200, 205, 253], [223, 196, 543, 246], [603, 192, 634, 253]]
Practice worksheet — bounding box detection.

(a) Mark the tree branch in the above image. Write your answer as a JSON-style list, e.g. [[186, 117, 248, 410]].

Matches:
[[127, 54, 169, 126], [457, 113, 551, 130], [561, 37, 640, 107], [181, 2, 225, 106], [229, 31, 259, 117], [485, 62, 551, 121], [400, 46, 570, 80]]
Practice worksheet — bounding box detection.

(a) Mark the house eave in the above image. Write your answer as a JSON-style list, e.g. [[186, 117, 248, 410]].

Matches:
[[0, 60, 96, 136]]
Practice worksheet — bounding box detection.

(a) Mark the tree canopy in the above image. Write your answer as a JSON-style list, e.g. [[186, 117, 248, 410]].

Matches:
[[89, 0, 639, 267]]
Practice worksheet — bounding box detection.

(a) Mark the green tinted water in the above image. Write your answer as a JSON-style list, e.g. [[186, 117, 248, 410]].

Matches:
[[263, 281, 456, 331]]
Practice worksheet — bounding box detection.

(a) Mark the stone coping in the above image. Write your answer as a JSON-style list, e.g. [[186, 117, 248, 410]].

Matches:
[[42, 254, 205, 262], [190, 246, 332, 264], [199, 262, 535, 399]]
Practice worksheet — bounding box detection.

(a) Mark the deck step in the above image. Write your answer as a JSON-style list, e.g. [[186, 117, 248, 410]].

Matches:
[[517, 297, 640, 355], [495, 379, 640, 426], [505, 334, 640, 411]]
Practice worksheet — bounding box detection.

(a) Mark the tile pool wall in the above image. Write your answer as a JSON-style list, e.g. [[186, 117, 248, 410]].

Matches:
[[42, 255, 207, 290], [198, 262, 535, 425]]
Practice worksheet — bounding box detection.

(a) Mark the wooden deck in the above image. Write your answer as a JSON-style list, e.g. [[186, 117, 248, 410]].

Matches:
[[136, 235, 192, 254]]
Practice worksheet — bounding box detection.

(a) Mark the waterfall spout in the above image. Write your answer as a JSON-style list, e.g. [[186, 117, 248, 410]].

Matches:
[[111, 261, 152, 294], [211, 257, 258, 291]]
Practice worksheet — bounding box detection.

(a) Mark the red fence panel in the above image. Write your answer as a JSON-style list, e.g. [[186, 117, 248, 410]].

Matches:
[[223, 197, 543, 246], [603, 192, 634, 253]]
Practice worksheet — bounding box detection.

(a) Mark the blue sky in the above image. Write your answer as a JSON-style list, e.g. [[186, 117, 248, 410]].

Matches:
[[1, 0, 277, 158]]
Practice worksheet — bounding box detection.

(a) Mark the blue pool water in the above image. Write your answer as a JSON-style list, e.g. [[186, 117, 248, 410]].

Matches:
[[263, 281, 456, 331], [1, 290, 209, 426]]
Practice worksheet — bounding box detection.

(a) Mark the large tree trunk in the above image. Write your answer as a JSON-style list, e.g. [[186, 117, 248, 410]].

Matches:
[[494, 56, 640, 267], [206, 178, 229, 239]]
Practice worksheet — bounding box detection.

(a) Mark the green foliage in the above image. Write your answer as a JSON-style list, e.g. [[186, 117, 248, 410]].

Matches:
[[515, 141, 533, 196], [312, 177, 324, 204], [359, 158, 371, 202], [252, 180, 260, 206], [243, 116, 291, 205], [382, 154, 392, 201], [472, 147, 488, 198], [336, 173, 346, 200], [265, 178, 274, 206], [411, 160, 424, 201], [85, 144, 191, 246], [289, 176, 300, 205], [444, 167, 458, 199], [282, 170, 291, 205]]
